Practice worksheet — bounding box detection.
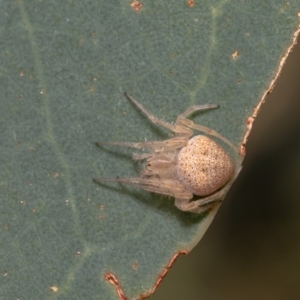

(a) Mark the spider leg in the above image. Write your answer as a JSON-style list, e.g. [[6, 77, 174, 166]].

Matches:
[[125, 93, 192, 137], [176, 104, 219, 121], [175, 188, 225, 213], [176, 117, 239, 153], [93, 177, 193, 200], [132, 153, 152, 160], [174, 198, 214, 214], [96, 137, 188, 152]]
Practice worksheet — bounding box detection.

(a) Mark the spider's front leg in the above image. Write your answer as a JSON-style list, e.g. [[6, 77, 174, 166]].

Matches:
[[176, 105, 239, 153], [124, 93, 192, 137]]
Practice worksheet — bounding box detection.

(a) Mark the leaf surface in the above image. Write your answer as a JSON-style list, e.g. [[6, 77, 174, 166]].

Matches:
[[0, 1, 299, 299]]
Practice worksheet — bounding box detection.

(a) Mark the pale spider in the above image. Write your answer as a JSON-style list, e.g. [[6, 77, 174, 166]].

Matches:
[[94, 93, 241, 214]]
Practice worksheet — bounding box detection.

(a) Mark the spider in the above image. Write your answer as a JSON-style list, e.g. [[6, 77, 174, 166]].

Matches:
[[94, 93, 242, 214]]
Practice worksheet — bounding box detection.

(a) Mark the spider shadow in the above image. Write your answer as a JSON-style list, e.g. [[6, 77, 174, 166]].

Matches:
[[95, 142, 135, 161], [94, 177, 207, 226], [93, 178, 163, 212], [137, 117, 170, 141], [95, 142, 149, 178]]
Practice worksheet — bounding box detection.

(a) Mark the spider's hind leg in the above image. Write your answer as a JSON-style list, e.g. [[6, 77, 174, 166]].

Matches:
[[174, 198, 214, 214], [176, 104, 219, 121], [177, 117, 239, 153], [93, 177, 193, 200], [175, 104, 238, 152]]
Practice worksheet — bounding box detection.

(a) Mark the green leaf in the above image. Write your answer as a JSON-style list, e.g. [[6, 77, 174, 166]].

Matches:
[[0, 1, 299, 299]]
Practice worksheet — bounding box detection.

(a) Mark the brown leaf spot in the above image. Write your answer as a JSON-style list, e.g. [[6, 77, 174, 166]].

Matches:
[[232, 50, 240, 59], [104, 251, 187, 300], [53, 172, 59, 178], [246, 117, 254, 131], [241, 144, 246, 156], [187, 0, 195, 7], [50, 286, 58, 292], [105, 273, 128, 300], [138, 251, 188, 299], [130, 0, 143, 12], [90, 85, 96, 94], [132, 262, 138, 270]]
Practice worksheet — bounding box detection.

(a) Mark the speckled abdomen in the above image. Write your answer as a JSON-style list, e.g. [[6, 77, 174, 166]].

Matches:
[[176, 135, 235, 196]]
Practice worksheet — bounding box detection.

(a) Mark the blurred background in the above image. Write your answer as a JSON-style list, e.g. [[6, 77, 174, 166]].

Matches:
[[150, 38, 300, 300]]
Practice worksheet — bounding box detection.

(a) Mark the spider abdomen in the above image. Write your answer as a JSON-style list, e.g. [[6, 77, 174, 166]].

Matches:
[[176, 135, 235, 196]]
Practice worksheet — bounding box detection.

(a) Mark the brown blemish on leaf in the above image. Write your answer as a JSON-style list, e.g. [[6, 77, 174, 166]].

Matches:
[[104, 251, 187, 300], [231, 50, 240, 59], [132, 262, 138, 270], [19, 69, 25, 76], [130, 0, 143, 12], [242, 21, 300, 149], [50, 286, 58, 292], [240, 117, 254, 155], [90, 85, 96, 94], [53, 172, 59, 178], [246, 117, 254, 131], [241, 143, 246, 156], [187, 0, 195, 7], [138, 250, 188, 299], [98, 214, 105, 220], [267, 85, 274, 94], [105, 273, 128, 300]]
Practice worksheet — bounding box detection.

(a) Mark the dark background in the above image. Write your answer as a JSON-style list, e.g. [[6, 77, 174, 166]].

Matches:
[[151, 38, 300, 300]]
